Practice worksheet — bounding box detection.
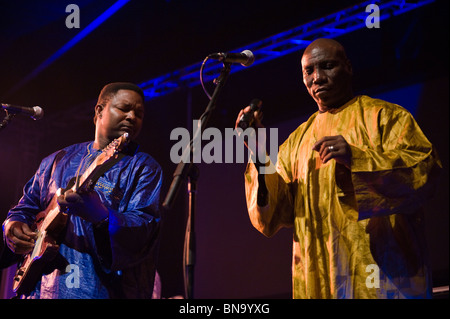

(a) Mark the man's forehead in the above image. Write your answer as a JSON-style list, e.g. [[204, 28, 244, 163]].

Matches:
[[302, 46, 343, 67], [110, 89, 144, 105]]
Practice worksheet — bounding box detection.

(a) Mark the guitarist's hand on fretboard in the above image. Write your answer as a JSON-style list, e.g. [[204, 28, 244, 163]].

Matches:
[[57, 189, 109, 224]]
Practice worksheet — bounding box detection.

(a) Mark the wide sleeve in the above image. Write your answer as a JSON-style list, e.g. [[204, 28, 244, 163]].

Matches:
[[3, 150, 64, 228], [349, 106, 442, 220], [96, 155, 163, 271], [244, 140, 295, 238], [4, 174, 42, 227]]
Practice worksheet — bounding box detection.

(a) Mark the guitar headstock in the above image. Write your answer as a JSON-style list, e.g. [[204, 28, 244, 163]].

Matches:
[[103, 133, 130, 159]]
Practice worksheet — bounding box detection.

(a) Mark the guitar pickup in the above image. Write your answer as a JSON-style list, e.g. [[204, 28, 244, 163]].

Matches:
[[13, 269, 24, 281]]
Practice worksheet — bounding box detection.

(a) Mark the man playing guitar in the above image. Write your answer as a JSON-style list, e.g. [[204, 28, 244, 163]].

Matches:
[[3, 82, 163, 299]]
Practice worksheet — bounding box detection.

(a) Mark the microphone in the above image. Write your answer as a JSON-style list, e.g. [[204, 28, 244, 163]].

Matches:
[[238, 98, 262, 130], [1, 103, 44, 120], [208, 50, 255, 67]]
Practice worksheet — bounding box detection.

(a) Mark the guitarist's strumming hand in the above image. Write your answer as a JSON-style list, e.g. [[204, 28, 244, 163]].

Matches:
[[4, 221, 37, 254], [57, 189, 109, 224]]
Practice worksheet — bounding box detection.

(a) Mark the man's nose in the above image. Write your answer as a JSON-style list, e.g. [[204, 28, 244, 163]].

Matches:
[[313, 69, 326, 84], [125, 111, 136, 122]]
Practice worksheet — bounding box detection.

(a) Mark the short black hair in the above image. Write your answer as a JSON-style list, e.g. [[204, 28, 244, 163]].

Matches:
[[94, 82, 145, 123]]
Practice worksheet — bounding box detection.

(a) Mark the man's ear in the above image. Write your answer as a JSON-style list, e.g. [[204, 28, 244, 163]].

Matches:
[[95, 104, 104, 119]]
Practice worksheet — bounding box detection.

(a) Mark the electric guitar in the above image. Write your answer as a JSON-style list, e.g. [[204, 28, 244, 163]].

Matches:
[[12, 133, 129, 296]]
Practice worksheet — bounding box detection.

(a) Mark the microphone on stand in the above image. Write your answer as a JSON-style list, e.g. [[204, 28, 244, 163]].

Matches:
[[1, 103, 44, 120], [208, 50, 255, 67]]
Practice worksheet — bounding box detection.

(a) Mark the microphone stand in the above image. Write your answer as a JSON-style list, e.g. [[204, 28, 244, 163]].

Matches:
[[0, 111, 16, 131], [162, 62, 232, 299]]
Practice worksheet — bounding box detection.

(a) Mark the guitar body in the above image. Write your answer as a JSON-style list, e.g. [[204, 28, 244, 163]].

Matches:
[[11, 133, 129, 296], [13, 190, 68, 295]]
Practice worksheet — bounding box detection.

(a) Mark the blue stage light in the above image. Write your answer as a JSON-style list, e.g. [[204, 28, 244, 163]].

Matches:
[[8, 0, 130, 96], [139, 0, 434, 100]]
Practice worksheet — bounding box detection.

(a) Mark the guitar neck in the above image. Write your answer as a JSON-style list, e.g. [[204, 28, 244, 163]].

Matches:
[[74, 151, 107, 192], [39, 147, 114, 231]]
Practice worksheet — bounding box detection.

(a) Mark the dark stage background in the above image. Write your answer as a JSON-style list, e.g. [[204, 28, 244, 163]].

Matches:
[[0, 0, 448, 299]]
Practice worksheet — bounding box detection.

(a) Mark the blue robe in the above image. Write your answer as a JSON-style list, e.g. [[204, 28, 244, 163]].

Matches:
[[4, 141, 163, 299]]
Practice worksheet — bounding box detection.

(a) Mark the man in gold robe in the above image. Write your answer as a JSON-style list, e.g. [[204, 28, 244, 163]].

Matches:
[[237, 38, 441, 298]]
